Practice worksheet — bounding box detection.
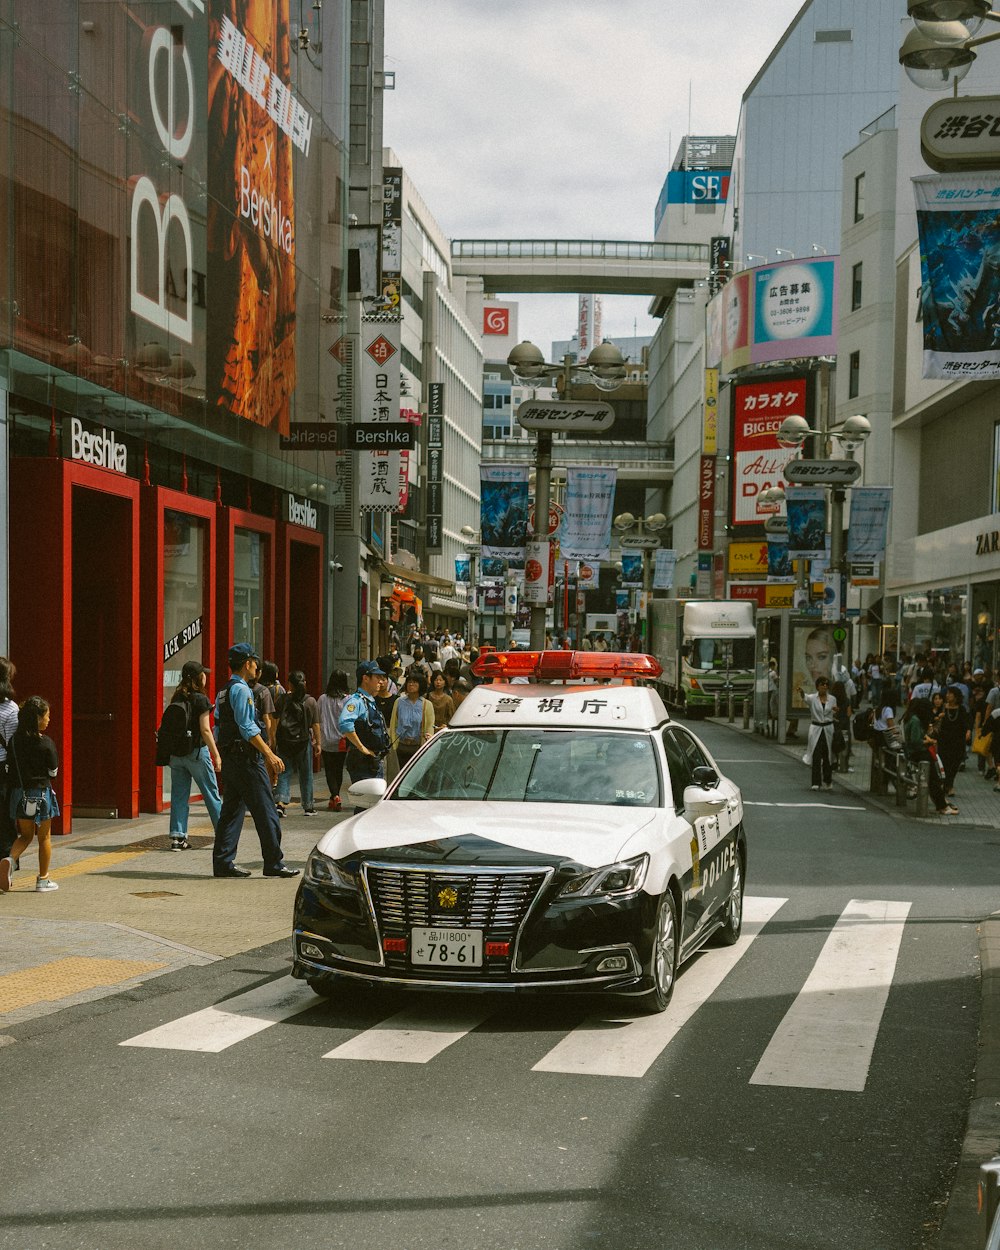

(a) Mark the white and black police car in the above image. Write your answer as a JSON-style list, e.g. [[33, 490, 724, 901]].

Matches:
[[291, 650, 746, 1013]]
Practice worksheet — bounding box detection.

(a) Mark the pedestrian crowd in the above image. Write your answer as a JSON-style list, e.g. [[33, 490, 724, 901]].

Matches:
[[797, 638, 1000, 818]]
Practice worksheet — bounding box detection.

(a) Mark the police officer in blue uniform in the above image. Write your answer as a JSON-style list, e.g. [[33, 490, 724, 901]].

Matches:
[[213, 643, 300, 879], [339, 660, 390, 784]]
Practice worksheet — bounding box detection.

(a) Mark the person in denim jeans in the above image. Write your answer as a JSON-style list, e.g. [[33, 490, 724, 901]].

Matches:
[[274, 671, 320, 815], [1, 696, 60, 893], [168, 661, 223, 851]]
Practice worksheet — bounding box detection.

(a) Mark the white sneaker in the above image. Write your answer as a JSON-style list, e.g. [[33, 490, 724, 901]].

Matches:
[[35, 877, 59, 892], [810, 784, 820, 791]]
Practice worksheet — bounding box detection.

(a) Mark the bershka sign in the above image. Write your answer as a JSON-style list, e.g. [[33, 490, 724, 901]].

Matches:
[[287, 494, 318, 530], [67, 417, 127, 474], [347, 424, 415, 449]]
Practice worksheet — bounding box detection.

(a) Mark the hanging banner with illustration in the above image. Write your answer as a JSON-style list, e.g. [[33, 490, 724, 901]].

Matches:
[[767, 535, 794, 583], [621, 552, 643, 587], [653, 548, 677, 590], [454, 557, 470, 585], [559, 467, 617, 561], [846, 486, 893, 561], [480, 464, 529, 563], [785, 487, 827, 558], [914, 172, 1000, 379]]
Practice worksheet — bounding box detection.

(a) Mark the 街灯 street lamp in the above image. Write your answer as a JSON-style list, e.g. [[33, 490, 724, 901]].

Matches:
[[613, 510, 667, 643], [899, 1, 1000, 89], [507, 339, 627, 648], [776, 413, 872, 601]]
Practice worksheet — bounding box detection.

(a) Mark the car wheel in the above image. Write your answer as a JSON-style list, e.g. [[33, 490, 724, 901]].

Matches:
[[306, 974, 341, 999], [640, 890, 679, 1014], [714, 849, 745, 947]]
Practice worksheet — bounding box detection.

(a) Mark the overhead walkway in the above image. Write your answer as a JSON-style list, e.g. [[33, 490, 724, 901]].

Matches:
[[451, 239, 709, 297], [480, 438, 674, 484]]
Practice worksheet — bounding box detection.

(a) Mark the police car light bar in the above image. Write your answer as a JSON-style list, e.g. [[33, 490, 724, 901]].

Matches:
[[470, 650, 663, 682]]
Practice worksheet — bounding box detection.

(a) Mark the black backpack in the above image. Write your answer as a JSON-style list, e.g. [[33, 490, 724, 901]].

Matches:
[[852, 707, 875, 743], [276, 693, 310, 751], [155, 699, 194, 765]]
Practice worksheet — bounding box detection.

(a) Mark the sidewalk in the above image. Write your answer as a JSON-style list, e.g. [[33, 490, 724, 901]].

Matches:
[[0, 783, 346, 1032], [707, 713, 1000, 1249]]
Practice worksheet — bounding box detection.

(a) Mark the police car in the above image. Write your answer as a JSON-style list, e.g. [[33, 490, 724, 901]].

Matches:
[[291, 651, 746, 1013]]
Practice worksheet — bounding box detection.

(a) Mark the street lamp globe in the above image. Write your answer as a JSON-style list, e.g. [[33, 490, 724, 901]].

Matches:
[[899, 23, 975, 89], [507, 340, 548, 380], [908, 0, 987, 37], [776, 415, 811, 448], [460, 524, 478, 540], [614, 511, 636, 531], [760, 486, 786, 505], [645, 512, 667, 531], [586, 341, 627, 391], [838, 414, 872, 452]]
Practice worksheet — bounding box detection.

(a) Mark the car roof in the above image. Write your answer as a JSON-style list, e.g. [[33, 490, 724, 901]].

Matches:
[[448, 682, 671, 731]]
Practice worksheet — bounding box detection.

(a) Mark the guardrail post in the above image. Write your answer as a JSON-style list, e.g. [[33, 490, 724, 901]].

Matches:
[[727, 691, 735, 723], [714, 692, 721, 717], [869, 746, 886, 795], [895, 754, 907, 807], [915, 760, 929, 818], [742, 698, 751, 729]]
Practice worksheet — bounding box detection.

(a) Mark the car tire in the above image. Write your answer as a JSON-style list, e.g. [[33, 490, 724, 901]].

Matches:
[[714, 848, 745, 947], [639, 889, 679, 1014], [306, 974, 341, 999]]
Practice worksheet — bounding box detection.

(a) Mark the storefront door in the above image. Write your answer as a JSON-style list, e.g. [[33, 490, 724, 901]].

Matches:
[[218, 509, 274, 678], [278, 525, 324, 691]]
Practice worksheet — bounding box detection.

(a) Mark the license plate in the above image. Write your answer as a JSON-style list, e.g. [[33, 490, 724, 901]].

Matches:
[[410, 927, 483, 968]]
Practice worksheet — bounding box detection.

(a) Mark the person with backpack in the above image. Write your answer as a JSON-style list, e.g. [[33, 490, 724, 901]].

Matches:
[[0, 696, 60, 893], [274, 670, 321, 816], [161, 660, 223, 851]]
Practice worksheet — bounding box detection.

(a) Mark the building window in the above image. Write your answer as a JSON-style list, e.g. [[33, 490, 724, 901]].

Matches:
[[851, 262, 863, 311], [854, 173, 866, 223], [848, 350, 860, 399]]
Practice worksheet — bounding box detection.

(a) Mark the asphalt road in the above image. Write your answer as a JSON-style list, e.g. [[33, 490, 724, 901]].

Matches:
[[1, 722, 995, 1250]]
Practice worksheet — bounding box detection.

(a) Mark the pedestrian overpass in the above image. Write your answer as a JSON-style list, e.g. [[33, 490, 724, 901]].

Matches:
[[450, 238, 709, 299]]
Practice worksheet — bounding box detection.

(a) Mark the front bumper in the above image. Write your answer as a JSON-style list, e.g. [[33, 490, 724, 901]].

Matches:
[[291, 871, 658, 996]]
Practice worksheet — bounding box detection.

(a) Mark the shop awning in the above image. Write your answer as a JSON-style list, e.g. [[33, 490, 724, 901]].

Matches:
[[380, 562, 454, 591]]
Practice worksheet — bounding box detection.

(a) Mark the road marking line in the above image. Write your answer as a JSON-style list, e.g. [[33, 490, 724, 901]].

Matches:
[[119, 976, 320, 1052], [744, 801, 866, 811], [323, 1007, 491, 1064], [749, 897, 911, 1092], [532, 895, 788, 1079]]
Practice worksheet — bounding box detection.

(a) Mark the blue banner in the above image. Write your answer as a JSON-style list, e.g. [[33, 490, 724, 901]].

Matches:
[[785, 487, 827, 559], [767, 535, 794, 582], [560, 467, 617, 561], [454, 557, 470, 584], [479, 464, 529, 562], [621, 552, 643, 586]]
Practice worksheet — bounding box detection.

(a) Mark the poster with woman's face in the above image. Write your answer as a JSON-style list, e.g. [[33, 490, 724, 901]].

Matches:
[[791, 622, 836, 711]]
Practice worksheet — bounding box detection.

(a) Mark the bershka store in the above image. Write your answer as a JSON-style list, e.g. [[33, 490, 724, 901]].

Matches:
[[8, 412, 326, 834]]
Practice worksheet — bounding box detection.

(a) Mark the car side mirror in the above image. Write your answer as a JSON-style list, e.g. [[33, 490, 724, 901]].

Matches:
[[347, 777, 387, 808], [680, 644, 690, 659], [691, 765, 719, 790], [682, 781, 727, 816]]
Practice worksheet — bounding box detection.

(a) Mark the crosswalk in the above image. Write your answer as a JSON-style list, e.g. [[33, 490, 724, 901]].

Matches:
[[119, 895, 911, 1088]]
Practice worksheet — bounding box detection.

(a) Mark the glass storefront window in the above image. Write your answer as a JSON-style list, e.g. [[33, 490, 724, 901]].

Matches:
[[233, 528, 266, 656], [162, 511, 206, 709], [900, 586, 968, 663]]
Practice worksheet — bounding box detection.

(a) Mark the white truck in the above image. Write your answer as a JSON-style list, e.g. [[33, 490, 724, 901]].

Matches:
[[650, 599, 757, 715]]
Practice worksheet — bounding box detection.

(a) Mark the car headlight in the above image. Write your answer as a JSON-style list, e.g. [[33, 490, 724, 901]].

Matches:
[[558, 854, 649, 900], [306, 850, 356, 890]]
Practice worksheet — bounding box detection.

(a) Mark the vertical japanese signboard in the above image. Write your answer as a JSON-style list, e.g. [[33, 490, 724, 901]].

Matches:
[[731, 377, 807, 528], [426, 383, 444, 551], [358, 316, 402, 511], [703, 368, 719, 455], [698, 456, 716, 551], [381, 167, 402, 311]]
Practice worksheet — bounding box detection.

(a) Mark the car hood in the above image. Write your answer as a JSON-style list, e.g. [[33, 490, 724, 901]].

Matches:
[[315, 802, 658, 870]]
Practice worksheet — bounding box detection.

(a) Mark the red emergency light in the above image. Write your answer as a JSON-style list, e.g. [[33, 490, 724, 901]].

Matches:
[[470, 650, 662, 683]]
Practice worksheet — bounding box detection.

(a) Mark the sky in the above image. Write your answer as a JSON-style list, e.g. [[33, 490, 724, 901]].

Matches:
[[383, 0, 808, 356]]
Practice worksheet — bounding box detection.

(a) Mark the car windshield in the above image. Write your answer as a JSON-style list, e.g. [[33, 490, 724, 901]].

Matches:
[[392, 729, 659, 807]]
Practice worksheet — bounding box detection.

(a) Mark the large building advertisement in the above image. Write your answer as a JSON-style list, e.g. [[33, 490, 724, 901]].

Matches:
[[2, 0, 341, 442]]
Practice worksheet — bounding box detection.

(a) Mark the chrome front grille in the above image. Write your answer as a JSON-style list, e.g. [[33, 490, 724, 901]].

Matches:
[[365, 865, 548, 936]]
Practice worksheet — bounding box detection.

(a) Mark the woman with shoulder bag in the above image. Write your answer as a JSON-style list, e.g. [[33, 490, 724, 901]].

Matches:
[[318, 670, 350, 812], [0, 696, 61, 892], [0, 657, 18, 863], [389, 671, 434, 769], [936, 685, 971, 799]]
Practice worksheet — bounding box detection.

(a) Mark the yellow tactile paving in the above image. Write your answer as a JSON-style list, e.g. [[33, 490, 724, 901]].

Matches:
[[6, 846, 150, 891], [0, 956, 166, 1013]]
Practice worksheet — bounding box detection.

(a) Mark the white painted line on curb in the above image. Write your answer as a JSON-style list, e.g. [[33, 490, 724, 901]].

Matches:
[[744, 801, 866, 811], [749, 897, 911, 1092], [532, 896, 788, 1079], [104, 923, 222, 962], [323, 1007, 491, 1064], [119, 977, 320, 1052]]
